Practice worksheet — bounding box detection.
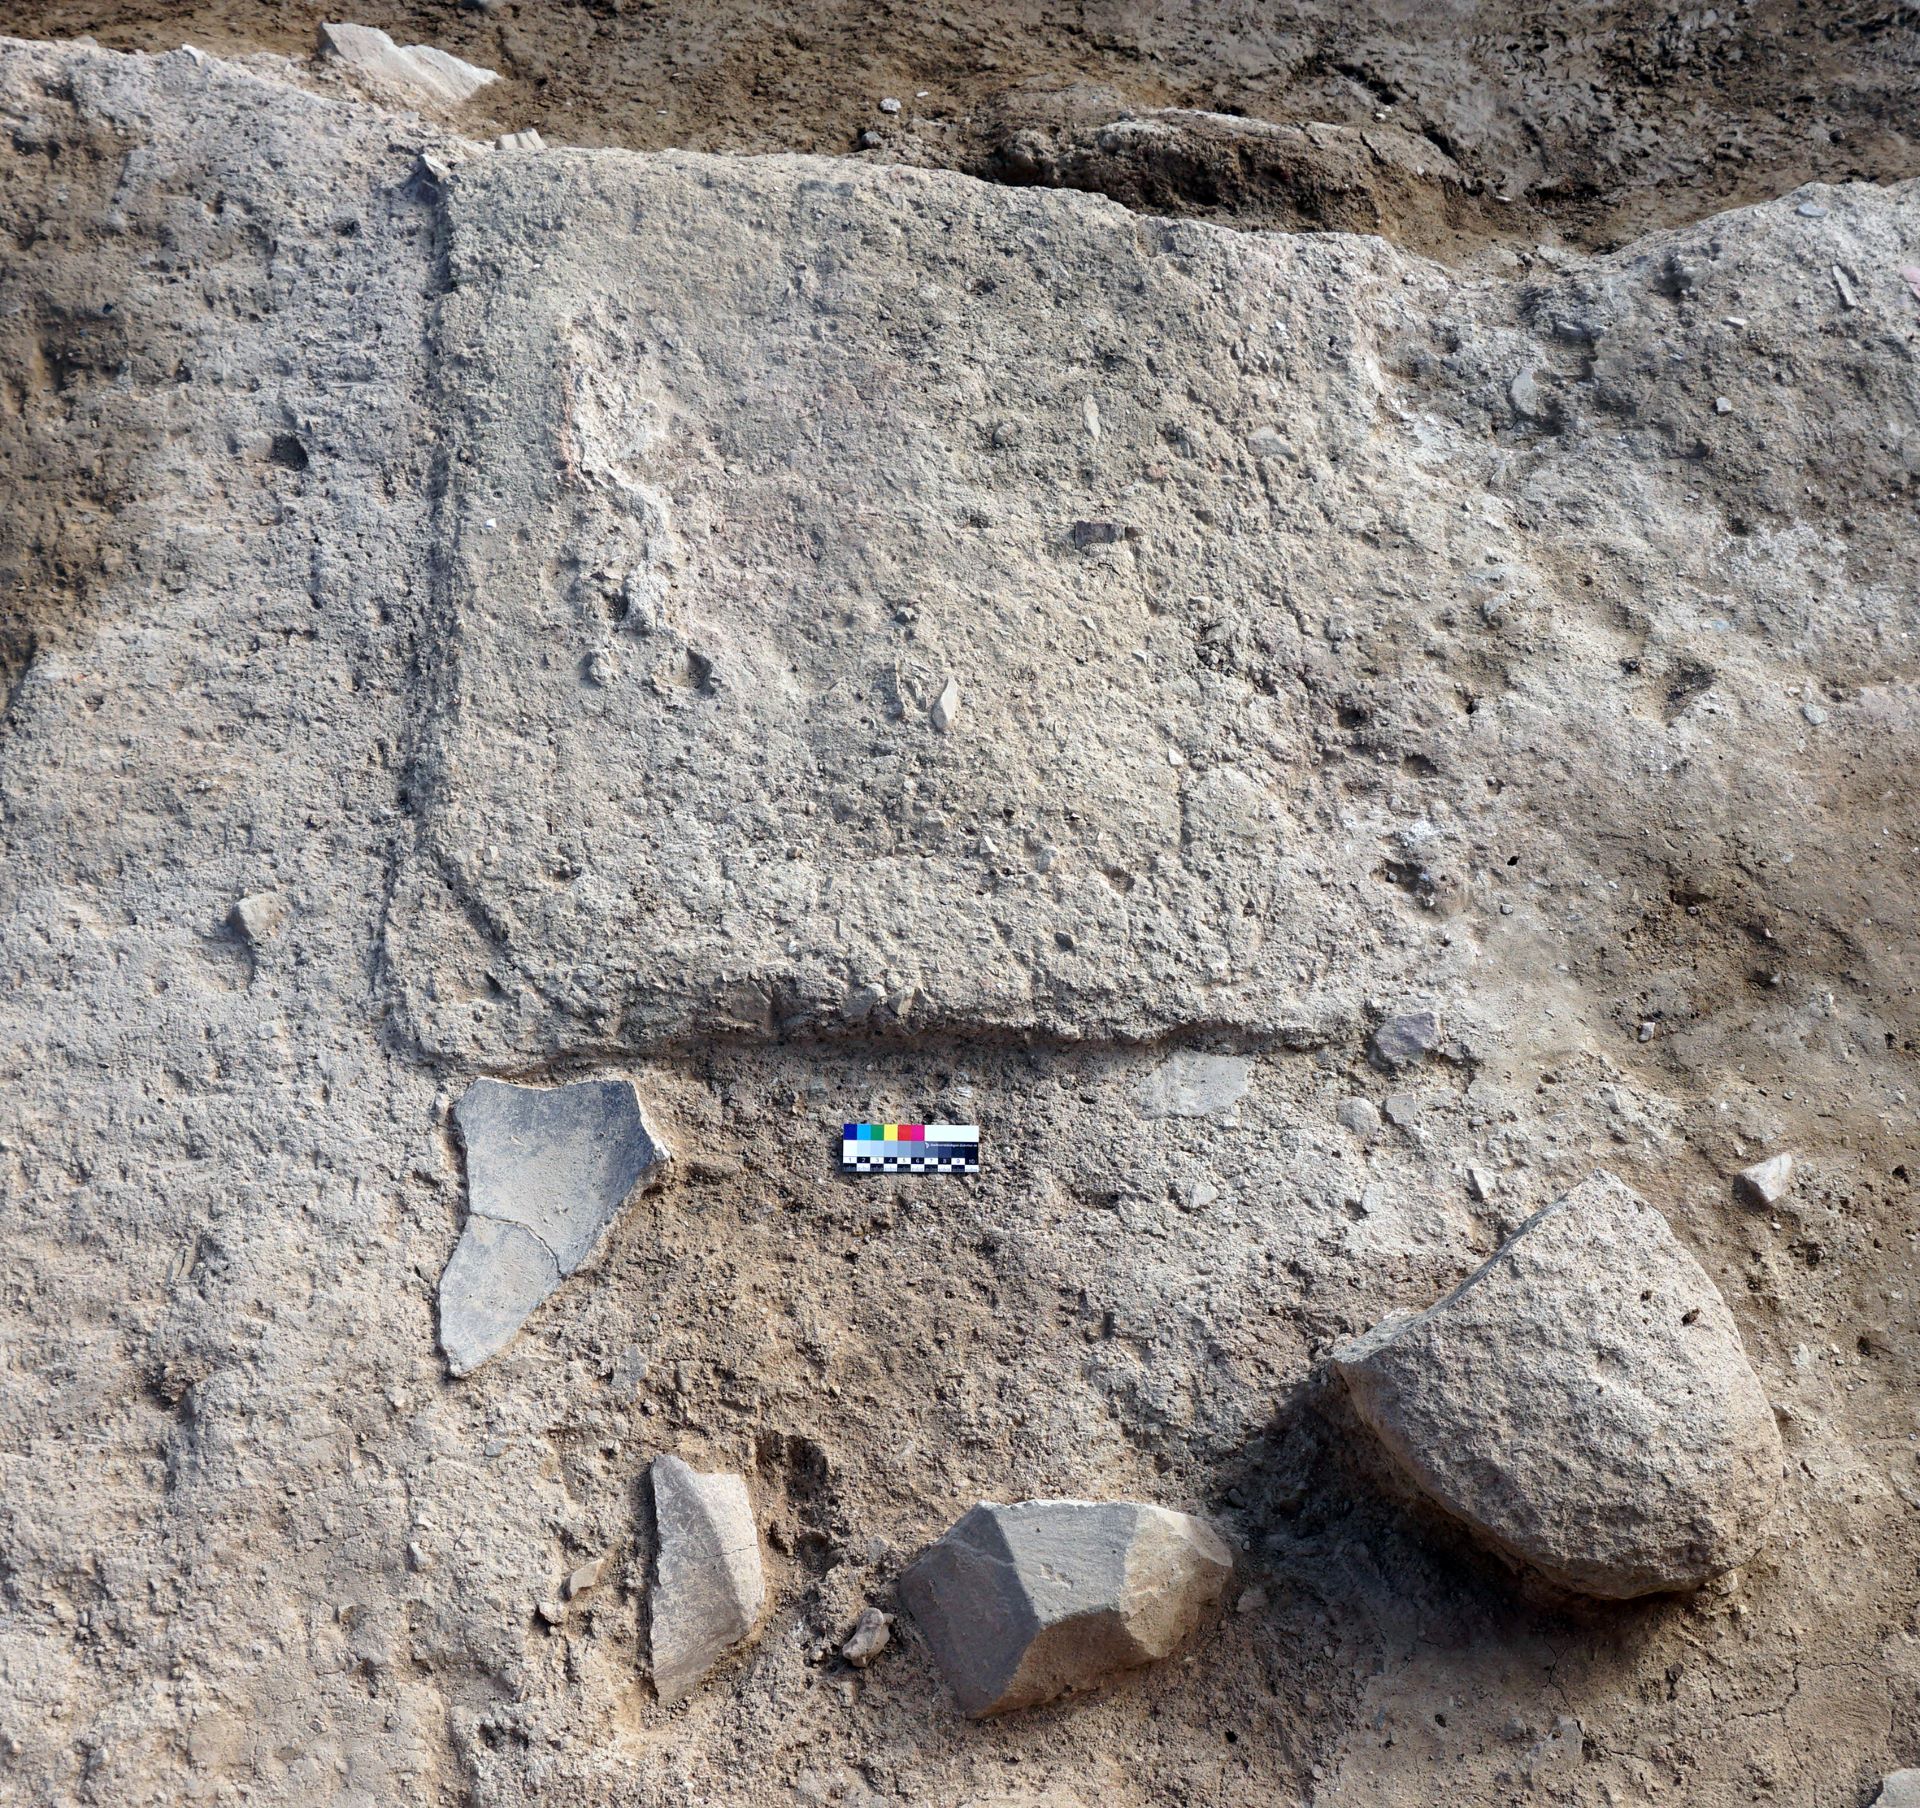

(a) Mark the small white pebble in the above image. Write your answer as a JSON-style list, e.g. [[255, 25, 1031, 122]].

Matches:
[[879, 97, 902, 114], [1734, 1153, 1795, 1208], [930, 677, 960, 733]]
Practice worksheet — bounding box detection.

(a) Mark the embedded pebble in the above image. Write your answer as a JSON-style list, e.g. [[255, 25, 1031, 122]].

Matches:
[[1336, 1097, 1382, 1137], [841, 1606, 892, 1667], [1369, 1010, 1440, 1072], [930, 677, 960, 733], [231, 890, 289, 945]]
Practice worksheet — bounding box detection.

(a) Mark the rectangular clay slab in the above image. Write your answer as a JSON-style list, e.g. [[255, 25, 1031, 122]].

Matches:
[[387, 150, 1386, 1060]]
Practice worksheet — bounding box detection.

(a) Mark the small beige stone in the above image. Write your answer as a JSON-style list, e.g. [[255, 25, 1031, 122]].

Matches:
[[841, 1605, 892, 1667], [930, 677, 961, 733], [230, 891, 289, 945]]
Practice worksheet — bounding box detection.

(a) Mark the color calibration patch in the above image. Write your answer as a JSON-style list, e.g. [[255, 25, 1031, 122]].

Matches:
[[841, 1123, 980, 1174]]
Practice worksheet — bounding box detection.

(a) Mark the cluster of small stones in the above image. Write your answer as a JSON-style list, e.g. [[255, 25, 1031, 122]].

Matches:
[[438, 1078, 1786, 1708]]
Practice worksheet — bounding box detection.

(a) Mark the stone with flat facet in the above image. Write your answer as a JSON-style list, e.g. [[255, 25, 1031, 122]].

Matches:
[[438, 1077, 666, 1375], [648, 1455, 766, 1702], [901, 1499, 1231, 1716]]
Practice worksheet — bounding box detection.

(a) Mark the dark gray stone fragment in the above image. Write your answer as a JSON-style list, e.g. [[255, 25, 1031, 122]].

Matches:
[[438, 1076, 666, 1375], [901, 1499, 1231, 1716]]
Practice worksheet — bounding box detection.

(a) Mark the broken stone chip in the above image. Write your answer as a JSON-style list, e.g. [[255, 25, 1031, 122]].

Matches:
[[1733, 1151, 1795, 1209], [1333, 1171, 1782, 1599], [317, 21, 500, 108], [900, 1499, 1232, 1717], [1873, 1773, 1920, 1808], [649, 1455, 767, 1703], [438, 1076, 666, 1376], [930, 676, 961, 733]]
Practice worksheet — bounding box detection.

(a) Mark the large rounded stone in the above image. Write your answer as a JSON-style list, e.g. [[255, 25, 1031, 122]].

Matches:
[[1333, 1172, 1782, 1598]]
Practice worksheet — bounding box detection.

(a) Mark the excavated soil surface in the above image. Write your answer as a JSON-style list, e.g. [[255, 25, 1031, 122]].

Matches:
[[13, 0, 1920, 257], [4, 8, 1920, 1808]]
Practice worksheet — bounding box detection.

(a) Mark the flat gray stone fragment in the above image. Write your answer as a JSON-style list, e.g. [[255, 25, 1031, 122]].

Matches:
[[901, 1499, 1232, 1717], [438, 1076, 666, 1374], [649, 1455, 766, 1702], [1873, 1772, 1920, 1808], [1136, 1052, 1251, 1119], [1334, 1172, 1782, 1598], [455, 1076, 665, 1270], [438, 1216, 558, 1378]]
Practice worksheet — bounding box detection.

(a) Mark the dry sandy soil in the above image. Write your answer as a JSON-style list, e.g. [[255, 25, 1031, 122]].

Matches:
[[12, 0, 1920, 254]]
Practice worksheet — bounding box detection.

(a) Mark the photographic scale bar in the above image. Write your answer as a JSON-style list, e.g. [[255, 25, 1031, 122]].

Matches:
[[841, 1123, 980, 1175]]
